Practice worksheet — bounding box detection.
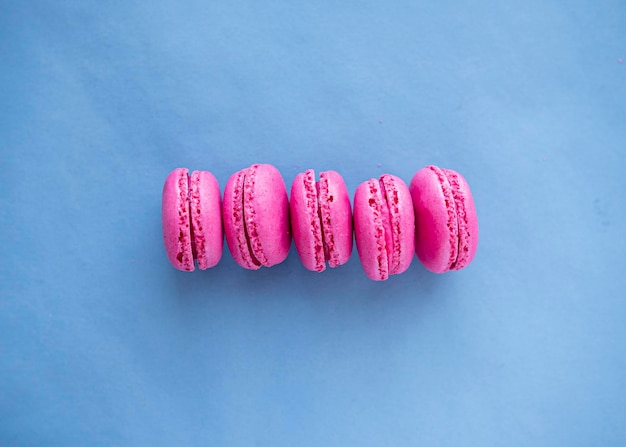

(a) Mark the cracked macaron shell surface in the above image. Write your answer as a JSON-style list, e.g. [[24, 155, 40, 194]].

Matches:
[[223, 164, 291, 270]]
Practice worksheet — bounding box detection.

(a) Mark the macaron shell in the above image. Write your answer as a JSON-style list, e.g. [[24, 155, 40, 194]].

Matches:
[[189, 170, 223, 270], [246, 164, 291, 267], [410, 166, 460, 273], [290, 170, 325, 272], [380, 174, 414, 275], [224, 168, 259, 269], [354, 179, 389, 281], [442, 168, 478, 270], [318, 170, 353, 268], [162, 168, 194, 272]]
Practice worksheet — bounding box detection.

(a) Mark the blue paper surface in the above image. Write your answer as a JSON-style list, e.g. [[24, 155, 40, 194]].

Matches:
[[2, 0, 625, 445]]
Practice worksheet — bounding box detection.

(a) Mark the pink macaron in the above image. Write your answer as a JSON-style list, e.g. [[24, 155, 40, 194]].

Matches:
[[353, 174, 415, 281], [410, 166, 478, 273], [290, 169, 353, 272], [223, 163, 291, 270], [162, 168, 223, 271]]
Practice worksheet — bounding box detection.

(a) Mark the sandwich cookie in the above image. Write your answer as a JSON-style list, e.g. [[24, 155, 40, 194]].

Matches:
[[354, 174, 415, 280], [290, 169, 353, 272], [162, 168, 223, 271], [410, 166, 478, 273], [223, 163, 291, 269]]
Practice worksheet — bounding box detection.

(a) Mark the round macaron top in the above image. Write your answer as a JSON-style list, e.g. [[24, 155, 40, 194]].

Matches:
[[410, 166, 478, 273], [162, 168, 223, 271], [290, 169, 352, 272], [223, 163, 291, 270], [354, 174, 415, 281]]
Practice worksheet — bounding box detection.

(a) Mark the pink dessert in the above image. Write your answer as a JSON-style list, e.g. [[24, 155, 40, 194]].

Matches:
[[290, 169, 353, 272], [162, 168, 223, 271], [223, 163, 291, 270], [353, 174, 415, 281], [410, 166, 478, 273]]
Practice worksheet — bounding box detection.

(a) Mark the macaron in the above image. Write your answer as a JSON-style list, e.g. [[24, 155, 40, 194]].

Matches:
[[353, 174, 415, 281], [290, 169, 353, 272], [223, 163, 291, 270], [162, 168, 223, 271], [410, 166, 478, 273]]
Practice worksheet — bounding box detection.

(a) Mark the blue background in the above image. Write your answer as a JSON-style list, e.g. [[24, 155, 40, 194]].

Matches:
[[2, 0, 625, 445]]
